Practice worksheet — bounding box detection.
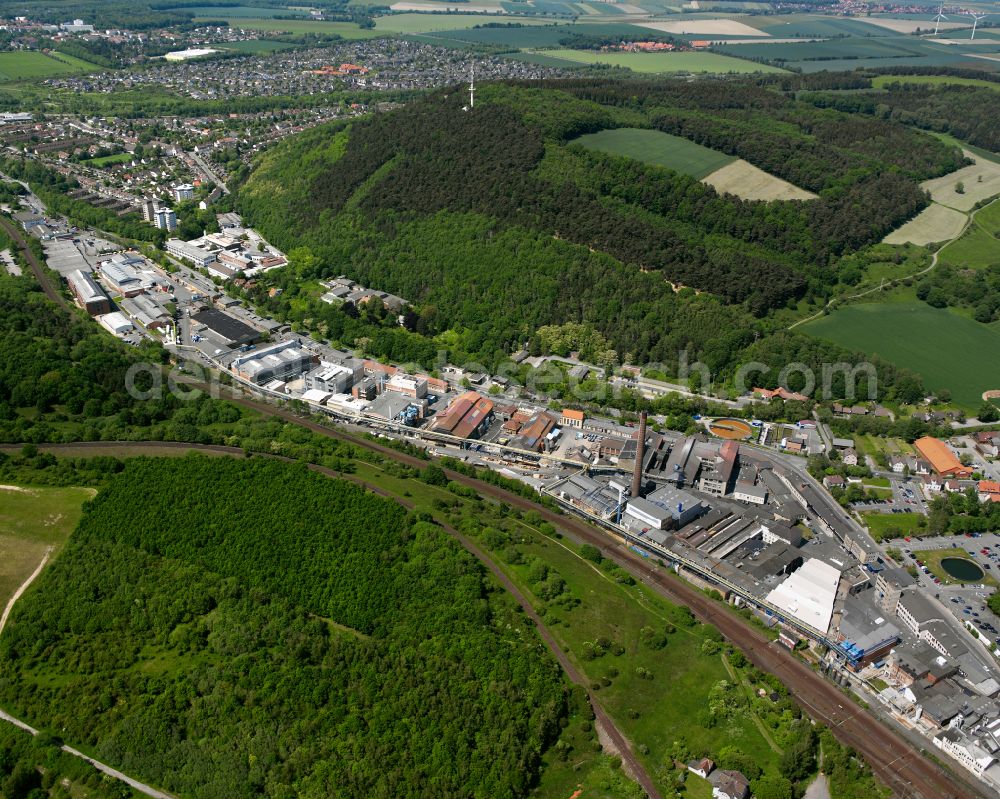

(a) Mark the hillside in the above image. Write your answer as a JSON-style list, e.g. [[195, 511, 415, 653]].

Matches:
[[0, 456, 570, 798], [237, 78, 963, 387]]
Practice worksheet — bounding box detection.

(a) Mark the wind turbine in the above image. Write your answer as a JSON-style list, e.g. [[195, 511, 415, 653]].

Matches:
[[967, 10, 987, 39], [463, 62, 475, 111], [933, 3, 947, 35]]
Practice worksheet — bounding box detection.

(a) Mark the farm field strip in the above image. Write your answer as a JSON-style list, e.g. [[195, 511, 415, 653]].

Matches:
[[921, 150, 1000, 211], [883, 202, 967, 246], [703, 159, 816, 201], [523, 47, 787, 72]]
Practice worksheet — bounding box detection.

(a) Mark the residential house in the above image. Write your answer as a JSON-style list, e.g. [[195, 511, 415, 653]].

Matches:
[[709, 769, 750, 799], [842, 448, 859, 466]]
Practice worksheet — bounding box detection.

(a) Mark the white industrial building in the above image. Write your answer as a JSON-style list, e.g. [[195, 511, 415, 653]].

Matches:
[[233, 340, 316, 384], [166, 239, 216, 268], [304, 362, 355, 395], [99, 312, 134, 336], [765, 558, 841, 634]]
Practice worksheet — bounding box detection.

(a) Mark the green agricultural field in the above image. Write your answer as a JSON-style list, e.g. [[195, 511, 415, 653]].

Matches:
[[196, 16, 382, 38], [804, 301, 1000, 408], [0, 51, 94, 82], [862, 511, 927, 542], [572, 127, 735, 179], [873, 74, 1000, 91], [374, 12, 549, 33], [528, 48, 787, 73], [0, 485, 93, 607]]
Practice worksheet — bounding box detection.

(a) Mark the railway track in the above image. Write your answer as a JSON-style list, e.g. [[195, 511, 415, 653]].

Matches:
[[20, 390, 987, 799]]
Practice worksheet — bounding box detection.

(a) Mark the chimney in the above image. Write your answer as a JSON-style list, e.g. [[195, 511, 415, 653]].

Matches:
[[631, 410, 647, 498]]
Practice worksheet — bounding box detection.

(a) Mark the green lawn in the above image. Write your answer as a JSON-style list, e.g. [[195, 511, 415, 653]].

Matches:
[[527, 48, 787, 73], [874, 74, 1000, 91], [804, 301, 1000, 409], [83, 152, 132, 168], [196, 16, 382, 38], [862, 511, 926, 542], [0, 51, 94, 82], [913, 548, 997, 587], [0, 485, 94, 606], [572, 127, 735, 179]]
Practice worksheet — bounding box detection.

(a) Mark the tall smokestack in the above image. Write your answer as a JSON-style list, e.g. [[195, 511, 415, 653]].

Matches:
[[631, 410, 647, 498]]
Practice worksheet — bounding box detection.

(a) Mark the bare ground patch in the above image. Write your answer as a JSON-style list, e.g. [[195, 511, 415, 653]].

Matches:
[[703, 158, 816, 201]]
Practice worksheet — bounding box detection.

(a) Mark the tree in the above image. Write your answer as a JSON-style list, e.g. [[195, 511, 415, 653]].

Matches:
[[751, 774, 793, 799], [978, 403, 1000, 423]]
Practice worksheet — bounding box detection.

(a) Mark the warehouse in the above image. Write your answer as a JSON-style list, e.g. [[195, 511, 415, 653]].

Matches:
[[765, 558, 841, 634], [67, 269, 110, 315], [431, 391, 494, 440], [99, 311, 134, 336], [191, 308, 260, 347], [914, 436, 972, 478]]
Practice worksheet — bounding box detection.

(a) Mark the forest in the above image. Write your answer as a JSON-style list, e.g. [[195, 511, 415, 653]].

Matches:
[[237, 79, 948, 399], [803, 82, 1000, 155], [0, 456, 571, 798]]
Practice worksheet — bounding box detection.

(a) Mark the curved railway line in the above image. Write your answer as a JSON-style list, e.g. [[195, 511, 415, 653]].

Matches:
[[25, 392, 988, 799]]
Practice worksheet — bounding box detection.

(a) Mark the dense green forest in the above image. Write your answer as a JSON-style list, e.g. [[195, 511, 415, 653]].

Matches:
[[0, 456, 571, 798], [237, 79, 948, 399], [804, 82, 1000, 154]]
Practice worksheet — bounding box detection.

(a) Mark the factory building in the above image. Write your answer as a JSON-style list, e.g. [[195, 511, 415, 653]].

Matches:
[[190, 308, 260, 348], [67, 269, 110, 315], [232, 339, 317, 385], [624, 484, 706, 531], [304, 362, 355, 395], [99, 312, 134, 336], [166, 239, 216, 268], [431, 391, 494, 440]]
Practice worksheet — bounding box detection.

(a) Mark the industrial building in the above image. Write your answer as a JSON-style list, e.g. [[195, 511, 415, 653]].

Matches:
[[166, 239, 216, 268], [67, 269, 110, 315], [624, 484, 706, 531], [99, 312, 134, 336], [765, 558, 840, 634], [385, 373, 427, 399], [98, 257, 149, 297], [304, 362, 355, 395], [191, 308, 260, 347], [430, 391, 494, 440], [232, 339, 317, 385], [700, 440, 739, 496]]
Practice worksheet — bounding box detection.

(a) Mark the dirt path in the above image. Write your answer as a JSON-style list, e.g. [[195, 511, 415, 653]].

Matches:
[[786, 198, 993, 331], [0, 546, 52, 637]]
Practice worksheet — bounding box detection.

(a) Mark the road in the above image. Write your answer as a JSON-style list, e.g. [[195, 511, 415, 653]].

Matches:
[[143, 391, 989, 799], [185, 149, 228, 194]]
